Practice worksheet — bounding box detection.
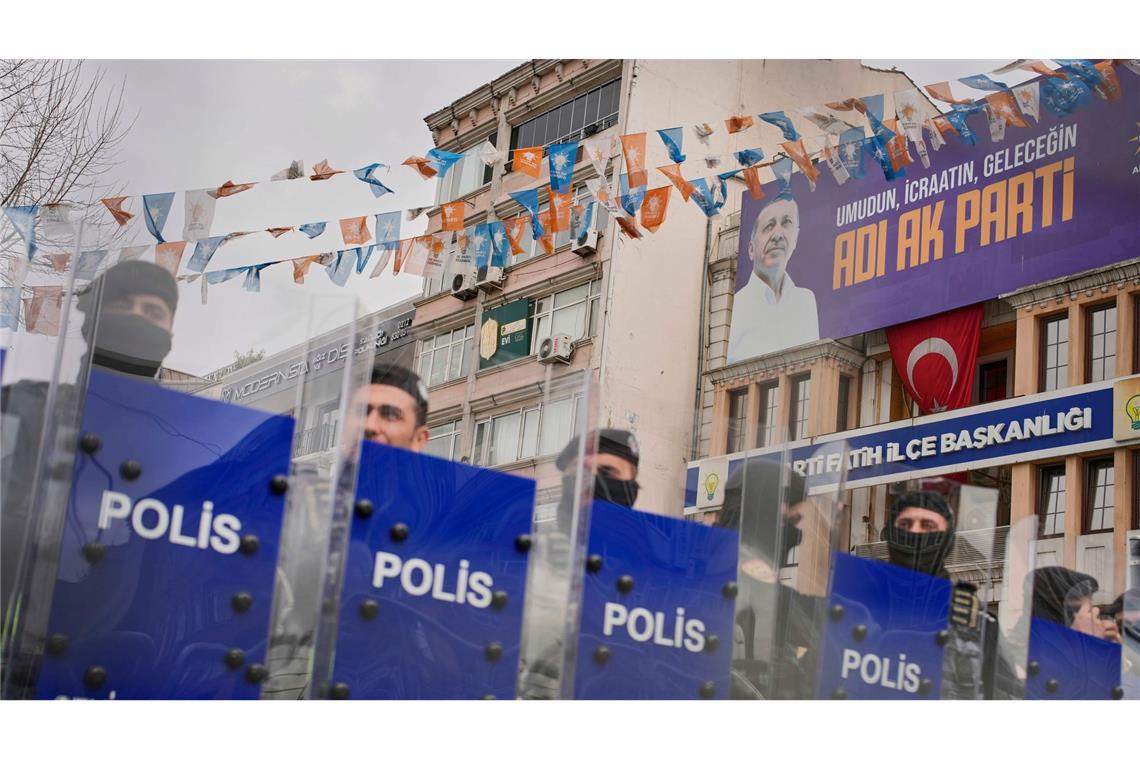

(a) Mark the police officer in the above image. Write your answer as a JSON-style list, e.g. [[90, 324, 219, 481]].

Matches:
[[1, 260, 179, 695], [555, 427, 641, 509]]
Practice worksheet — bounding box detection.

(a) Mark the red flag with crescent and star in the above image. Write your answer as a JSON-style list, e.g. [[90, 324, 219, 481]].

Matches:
[[885, 304, 984, 414]]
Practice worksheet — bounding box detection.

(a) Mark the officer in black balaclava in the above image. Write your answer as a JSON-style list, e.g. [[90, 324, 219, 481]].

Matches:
[[555, 428, 641, 510], [77, 260, 179, 379], [885, 490, 956, 578]]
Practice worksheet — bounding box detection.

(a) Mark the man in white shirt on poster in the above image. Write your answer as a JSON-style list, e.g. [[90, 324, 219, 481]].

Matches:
[[727, 191, 819, 364]]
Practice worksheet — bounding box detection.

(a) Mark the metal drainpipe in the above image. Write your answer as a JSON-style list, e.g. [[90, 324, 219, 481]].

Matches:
[[690, 216, 714, 460]]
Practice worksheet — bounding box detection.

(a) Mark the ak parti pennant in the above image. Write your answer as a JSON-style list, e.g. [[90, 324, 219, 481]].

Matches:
[[340, 216, 372, 246], [504, 216, 529, 254], [781, 140, 821, 189], [725, 115, 754, 134], [639, 186, 670, 233], [441, 201, 466, 232], [548, 188, 573, 234], [402, 157, 438, 179], [1018, 61, 1067, 79], [155, 242, 187, 276], [924, 82, 973, 106], [1094, 61, 1121, 102], [741, 166, 765, 200], [100, 197, 133, 226], [615, 215, 642, 239], [620, 133, 648, 187], [513, 146, 544, 178], [310, 159, 345, 181], [984, 91, 1029, 128], [266, 227, 293, 238], [210, 180, 256, 198], [292, 255, 319, 284], [657, 164, 694, 201], [536, 210, 555, 254]]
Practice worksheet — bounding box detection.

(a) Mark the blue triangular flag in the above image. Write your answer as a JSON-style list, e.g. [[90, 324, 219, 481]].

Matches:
[[75, 249, 108, 280], [1054, 60, 1103, 89], [374, 211, 401, 245], [206, 267, 243, 285], [772, 157, 794, 192], [488, 221, 510, 267], [943, 108, 981, 145], [298, 222, 327, 239], [1041, 74, 1094, 117], [759, 111, 800, 141], [353, 163, 394, 198], [959, 73, 1009, 92], [619, 173, 646, 216], [471, 223, 493, 269], [0, 287, 20, 330], [657, 128, 686, 164], [3, 205, 38, 260], [863, 135, 905, 181], [242, 266, 266, 293], [427, 148, 463, 178], [548, 142, 579, 194], [509, 188, 544, 239], [142, 192, 175, 243], [325, 250, 354, 287], [355, 245, 375, 275], [838, 128, 866, 180], [689, 178, 723, 218], [187, 236, 225, 273], [734, 148, 764, 167]]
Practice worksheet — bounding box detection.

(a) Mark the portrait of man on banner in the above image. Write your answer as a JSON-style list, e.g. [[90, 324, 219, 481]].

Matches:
[[727, 190, 819, 363]]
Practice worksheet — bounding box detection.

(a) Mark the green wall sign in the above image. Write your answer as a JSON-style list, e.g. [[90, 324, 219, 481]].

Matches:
[[479, 298, 532, 369]]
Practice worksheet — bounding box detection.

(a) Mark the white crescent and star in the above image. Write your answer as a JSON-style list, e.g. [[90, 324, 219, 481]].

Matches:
[[906, 338, 960, 411]]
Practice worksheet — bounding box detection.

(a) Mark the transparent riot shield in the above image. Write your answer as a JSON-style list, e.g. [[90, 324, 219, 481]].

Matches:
[[1, 230, 369, 699], [1124, 565, 1139, 699], [308, 364, 599, 700], [1005, 523, 1125, 701]]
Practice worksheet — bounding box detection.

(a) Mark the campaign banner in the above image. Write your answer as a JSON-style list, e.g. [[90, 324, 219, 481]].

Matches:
[[571, 500, 737, 700], [35, 369, 294, 699], [1025, 617, 1122, 700], [330, 441, 536, 699], [729, 65, 1140, 364], [686, 377, 1132, 502], [479, 298, 531, 369], [816, 552, 951, 700]]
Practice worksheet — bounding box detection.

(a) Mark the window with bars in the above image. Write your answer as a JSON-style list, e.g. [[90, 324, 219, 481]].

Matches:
[[508, 78, 621, 158], [529, 280, 603, 353], [726, 388, 748, 454], [470, 393, 585, 468], [1084, 458, 1115, 534], [1085, 302, 1117, 383], [1039, 314, 1069, 392], [424, 420, 464, 461], [836, 375, 853, 433], [757, 381, 779, 447], [788, 374, 811, 442], [1038, 464, 1067, 538], [415, 325, 474, 388]]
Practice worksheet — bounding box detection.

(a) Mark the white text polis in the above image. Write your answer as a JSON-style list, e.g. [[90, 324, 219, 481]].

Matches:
[[793, 406, 1093, 478], [831, 124, 1079, 292]]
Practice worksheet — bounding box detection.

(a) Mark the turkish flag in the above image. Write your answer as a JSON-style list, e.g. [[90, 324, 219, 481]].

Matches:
[[886, 304, 983, 415]]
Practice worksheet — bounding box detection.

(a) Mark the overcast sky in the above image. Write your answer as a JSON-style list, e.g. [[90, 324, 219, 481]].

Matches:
[[8, 58, 1030, 377]]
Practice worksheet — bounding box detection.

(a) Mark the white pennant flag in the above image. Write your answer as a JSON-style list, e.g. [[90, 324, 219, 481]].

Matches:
[[1012, 82, 1040, 123], [270, 160, 305, 181], [819, 138, 851, 185], [985, 104, 1007, 143], [798, 107, 855, 136], [893, 89, 931, 168], [585, 177, 622, 216], [582, 135, 618, 176], [693, 123, 714, 146], [407, 206, 431, 221], [478, 140, 505, 167], [183, 189, 217, 241], [923, 119, 946, 151], [370, 245, 394, 278]]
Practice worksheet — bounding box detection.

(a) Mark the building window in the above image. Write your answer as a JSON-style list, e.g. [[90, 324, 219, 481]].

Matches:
[[471, 393, 585, 467], [836, 375, 853, 433], [530, 280, 602, 353], [509, 183, 610, 266], [415, 325, 474, 387], [757, 381, 779, 446], [788, 374, 810, 442], [508, 78, 621, 158], [1037, 464, 1066, 538], [435, 140, 495, 205], [1084, 458, 1115, 534], [977, 359, 1009, 403], [726, 388, 748, 454], [424, 420, 463, 461], [1085, 302, 1117, 383], [1039, 314, 1068, 392]]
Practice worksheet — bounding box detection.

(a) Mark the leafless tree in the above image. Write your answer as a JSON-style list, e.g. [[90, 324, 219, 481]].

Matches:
[[1, 59, 135, 300]]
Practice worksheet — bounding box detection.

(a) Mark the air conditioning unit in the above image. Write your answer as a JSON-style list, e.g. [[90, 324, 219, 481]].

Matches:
[[450, 272, 477, 300], [537, 333, 575, 364], [571, 229, 599, 257], [475, 265, 504, 291]]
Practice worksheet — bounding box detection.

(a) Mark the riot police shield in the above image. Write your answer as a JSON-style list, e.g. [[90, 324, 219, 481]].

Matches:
[[309, 369, 599, 699], [1, 217, 373, 699], [1124, 571, 1139, 699]]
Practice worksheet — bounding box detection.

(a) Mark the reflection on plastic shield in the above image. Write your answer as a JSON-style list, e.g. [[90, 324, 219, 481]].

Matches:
[[816, 553, 950, 700], [572, 500, 737, 700], [34, 369, 293, 699], [331, 441, 536, 699], [1025, 617, 1122, 700]]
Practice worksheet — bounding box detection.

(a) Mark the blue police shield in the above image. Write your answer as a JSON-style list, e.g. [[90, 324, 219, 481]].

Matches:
[[571, 500, 738, 700], [1025, 617, 1122, 700], [34, 369, 294, 699], [329, 441, 536, 699], [816, 552, 951, 700]]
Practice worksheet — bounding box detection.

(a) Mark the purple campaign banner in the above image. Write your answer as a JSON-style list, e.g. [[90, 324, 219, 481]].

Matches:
[[731, 65, 1140, 362]]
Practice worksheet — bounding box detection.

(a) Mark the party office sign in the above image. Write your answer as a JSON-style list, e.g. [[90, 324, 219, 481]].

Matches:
[[729, 65, 1140, 362]]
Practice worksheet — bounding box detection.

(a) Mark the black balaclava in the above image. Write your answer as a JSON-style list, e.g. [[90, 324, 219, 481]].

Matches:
[[716, 457, 807, 567], [1030, 566, 1099, 627], [78, 261, 178, 379], [886, 490, 956, 577], [556, 428, 641, 509]]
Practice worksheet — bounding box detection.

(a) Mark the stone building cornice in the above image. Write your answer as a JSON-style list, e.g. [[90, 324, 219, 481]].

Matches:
[[707, 340, 867, 385], [1001, 258, 1140, 310]]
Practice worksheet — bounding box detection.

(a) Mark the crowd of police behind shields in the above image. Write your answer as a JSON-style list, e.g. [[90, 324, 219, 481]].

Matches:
[[1, 260, 1136, 699]]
